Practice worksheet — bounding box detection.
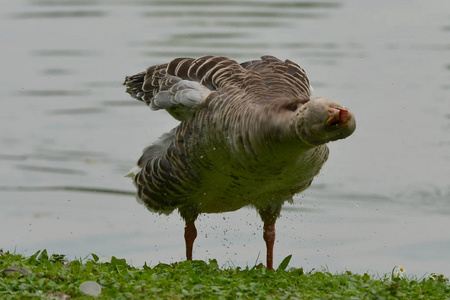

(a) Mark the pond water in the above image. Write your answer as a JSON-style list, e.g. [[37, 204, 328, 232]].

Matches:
[[1, 0, 449, 277]]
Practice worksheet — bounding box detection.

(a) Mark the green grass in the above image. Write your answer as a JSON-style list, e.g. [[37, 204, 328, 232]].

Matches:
[[1, 250, 449, 299]]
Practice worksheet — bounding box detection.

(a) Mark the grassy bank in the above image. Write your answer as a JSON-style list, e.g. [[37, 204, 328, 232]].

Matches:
[[1, 250, 449, 299]]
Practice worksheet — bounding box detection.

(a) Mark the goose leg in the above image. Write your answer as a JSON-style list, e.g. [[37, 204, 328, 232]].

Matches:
[[184, 221, 197, 260], [263, 222, 276, 270], [258, 202, 282, 270]]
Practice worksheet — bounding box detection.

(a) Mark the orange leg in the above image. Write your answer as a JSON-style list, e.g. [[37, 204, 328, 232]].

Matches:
[[263, 222, 276, 270], [184, 221, 197, 260]]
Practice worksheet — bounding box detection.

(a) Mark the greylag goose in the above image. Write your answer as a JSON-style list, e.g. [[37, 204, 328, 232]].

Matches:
[[124, 56, 356, 270]]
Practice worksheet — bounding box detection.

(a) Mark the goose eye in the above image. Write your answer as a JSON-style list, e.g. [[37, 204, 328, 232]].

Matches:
[[283, 102, 298, 112]]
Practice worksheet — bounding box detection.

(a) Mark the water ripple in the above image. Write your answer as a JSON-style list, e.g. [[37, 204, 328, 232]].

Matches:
[[13, 10, 105, 19]]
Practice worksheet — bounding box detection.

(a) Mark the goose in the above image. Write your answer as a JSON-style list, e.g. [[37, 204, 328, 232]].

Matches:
[[123, 55, 356, 270]]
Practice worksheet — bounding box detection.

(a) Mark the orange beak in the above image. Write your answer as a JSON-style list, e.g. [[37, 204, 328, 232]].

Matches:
[[326, 107, 350, 126]]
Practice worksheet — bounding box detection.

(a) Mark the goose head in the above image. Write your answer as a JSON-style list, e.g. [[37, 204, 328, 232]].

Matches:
[[294, 97, 356, 146]]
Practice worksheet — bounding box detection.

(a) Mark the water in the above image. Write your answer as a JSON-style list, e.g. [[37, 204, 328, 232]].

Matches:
[[1, 0, 449, 276]]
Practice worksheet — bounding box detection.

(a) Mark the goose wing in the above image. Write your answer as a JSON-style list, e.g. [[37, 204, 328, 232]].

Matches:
[[241, 55, 312, 100], [124, 56, 244, 120]]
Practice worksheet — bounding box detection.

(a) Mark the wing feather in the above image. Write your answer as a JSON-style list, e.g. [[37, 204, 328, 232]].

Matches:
[[123, 55, 311, 121], [124, 56, 244, 120]]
